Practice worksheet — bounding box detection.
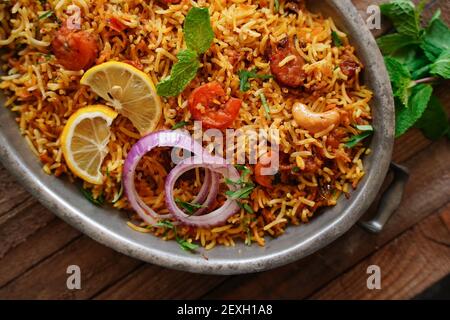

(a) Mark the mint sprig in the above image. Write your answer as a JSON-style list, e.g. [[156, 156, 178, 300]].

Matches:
[[156, 8, 214, 97], [379, 0, 450, 140]]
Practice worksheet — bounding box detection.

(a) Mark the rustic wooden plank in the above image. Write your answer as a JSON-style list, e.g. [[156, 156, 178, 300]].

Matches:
[[0, 166, 33, 219], [0, 236, 142, 299], [0, 218, 80, 287], [310, 204, 450, 299], [0, 197, 55, 260], [94, 265, 226, 300], [203, 139, 450, 299], [0, 0, 448, 300]]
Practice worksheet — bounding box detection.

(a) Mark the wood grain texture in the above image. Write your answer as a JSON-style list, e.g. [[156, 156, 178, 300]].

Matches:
[[0, 0, 448, 300], [0, 236, 142, 299], [311, 204, 450, 300], [95, 265, 226, 300]]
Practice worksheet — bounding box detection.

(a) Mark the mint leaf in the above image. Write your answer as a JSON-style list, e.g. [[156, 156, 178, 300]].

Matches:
[[345, 132, 372, 148], [430, 50, 450, 79], [184, 7, 214, 54], [156, 49, 200, 97], [395, 84, 433, 137], [384, 56, 415, 106], [380, 0, 421, 38], [421, 11, 450, 61], [345, 125, 373, 148], [415, 95, 450, 140], [389, 46, 431, 79], [376, 33, 419, 55]]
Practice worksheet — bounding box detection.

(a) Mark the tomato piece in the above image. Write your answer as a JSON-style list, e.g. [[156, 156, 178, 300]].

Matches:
[[254, 151, 276, 189], [108, 17, 127, 32], [188, 82, 242, 129], [51, 26, 98, 71]]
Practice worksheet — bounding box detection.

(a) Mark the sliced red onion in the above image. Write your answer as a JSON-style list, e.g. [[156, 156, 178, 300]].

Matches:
[[123, 130, 216, 225], [191, 171, 220, 216], [165, 157, 241, 228]]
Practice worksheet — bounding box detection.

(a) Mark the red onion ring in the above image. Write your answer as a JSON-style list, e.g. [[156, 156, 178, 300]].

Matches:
[[191, 171, 220, 216], [165, 157, 241, 228], [123, 130, 216, 224]]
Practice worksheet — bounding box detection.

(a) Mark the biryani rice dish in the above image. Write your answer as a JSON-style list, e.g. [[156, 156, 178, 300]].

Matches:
[[0, 0, 373, 250]]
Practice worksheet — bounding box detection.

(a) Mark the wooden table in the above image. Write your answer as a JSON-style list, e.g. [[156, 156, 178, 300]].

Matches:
[[0, 0, 449, 300]]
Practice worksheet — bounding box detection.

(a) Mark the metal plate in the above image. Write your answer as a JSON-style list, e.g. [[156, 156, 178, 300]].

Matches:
[[0, 0, 394, 274]]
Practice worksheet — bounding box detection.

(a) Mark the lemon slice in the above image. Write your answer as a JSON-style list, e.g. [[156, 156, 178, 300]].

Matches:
[[61, 105, 118, 185], [80, 61, 162, 135]]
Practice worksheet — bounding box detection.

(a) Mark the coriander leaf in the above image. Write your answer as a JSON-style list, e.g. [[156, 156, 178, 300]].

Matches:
[[421, 11, 450, 61], [80, 188, 104, 206], [225, 184, 255, 200], [175, 198, 205, 215], [237, 201, 254, 214], [274, 0, 280, 13], [415, 95, 450, 140], [395, 83, 433, 137], [39, 10, 54, 20], [380, 0, 422, 39], [331, 31, 342, 47], [184, 7, 214, 54], [345, 131, 372, 148], [430, 50, 450, 79], [156, 49, 200, 97], [176, 236, 199, 252], [172, 121, 190, 130], [260, 93, 271, 120], [238, 68, 272, 92], [376, 33, 419, 55], [153, 220, 174, 229], [384, 56, 415, 106]]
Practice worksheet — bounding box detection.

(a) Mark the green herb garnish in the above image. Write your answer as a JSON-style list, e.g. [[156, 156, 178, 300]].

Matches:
[[175, 198, 205, 215], [274, 0, 280, 13], [345, 125, 374, 148], [260, 93, 271, 120], [80, 188, 104, 206], [156, 7, 213, 97], [237, 201, 254, 214], [172, 121, 190, 130], [238, 68, 272, 92], [153, 220, 174, 229], [39, 10, 54, 20], [331, 31, 343, 47], [156, 49, 200, 97], [378, 0, 450, 139], [225, 184, 255, 200], [176, 236, 199, 252]]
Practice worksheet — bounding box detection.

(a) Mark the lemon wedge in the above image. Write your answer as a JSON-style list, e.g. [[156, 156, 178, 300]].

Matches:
[[80, 61, 162, 135], [61, 105, 118, 185]]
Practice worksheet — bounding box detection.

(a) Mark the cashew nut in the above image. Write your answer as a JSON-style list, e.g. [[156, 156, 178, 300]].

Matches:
[[292, 102, 341, 133]]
